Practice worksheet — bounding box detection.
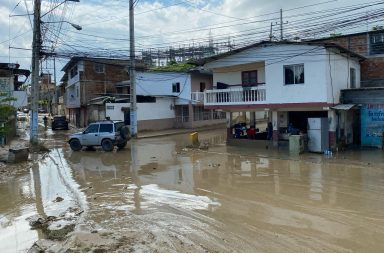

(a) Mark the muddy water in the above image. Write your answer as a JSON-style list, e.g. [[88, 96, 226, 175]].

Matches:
[[2, 129, 384, 252], [61, 130, 384, 252], [0, 147, 86, 253]]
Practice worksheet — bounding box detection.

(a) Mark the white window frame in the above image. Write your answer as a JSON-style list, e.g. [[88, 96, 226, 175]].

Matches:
[[284, 64, 305, 85]]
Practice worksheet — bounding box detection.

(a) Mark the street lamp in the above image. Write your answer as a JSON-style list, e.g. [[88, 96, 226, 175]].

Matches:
[[42, 21, 82, 30]]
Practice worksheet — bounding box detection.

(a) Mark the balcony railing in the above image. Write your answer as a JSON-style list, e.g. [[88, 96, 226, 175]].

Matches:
[[204, 86, 266, 106], [191, 92, 204, 103]]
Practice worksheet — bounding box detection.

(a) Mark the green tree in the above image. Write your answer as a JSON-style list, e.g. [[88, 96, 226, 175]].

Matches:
[[0, 92, 17, 138]]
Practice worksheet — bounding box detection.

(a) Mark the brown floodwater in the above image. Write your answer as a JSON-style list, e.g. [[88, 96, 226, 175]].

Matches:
[[1, 128, 384, 252]]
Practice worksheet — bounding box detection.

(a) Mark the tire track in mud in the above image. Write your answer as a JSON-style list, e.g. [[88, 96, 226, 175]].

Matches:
[[46, 148, 88, 217]]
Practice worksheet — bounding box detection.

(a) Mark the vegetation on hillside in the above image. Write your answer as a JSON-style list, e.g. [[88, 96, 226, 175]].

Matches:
[[149, 61, 196, 72]]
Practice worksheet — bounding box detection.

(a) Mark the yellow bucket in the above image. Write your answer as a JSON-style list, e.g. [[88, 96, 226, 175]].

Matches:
[[190, 132, 199, 146]]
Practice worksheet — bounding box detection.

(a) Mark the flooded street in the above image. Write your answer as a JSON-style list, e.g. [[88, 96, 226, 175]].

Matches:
[[1, 129, 384, 252]]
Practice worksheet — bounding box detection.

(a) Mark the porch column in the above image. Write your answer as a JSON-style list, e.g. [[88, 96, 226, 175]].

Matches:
[[226, 112, 233, 140], [188, 102, 194, 128], [272, 110, 279, 147], [250, 112, 256, 127], [328, 110, 337, 150]]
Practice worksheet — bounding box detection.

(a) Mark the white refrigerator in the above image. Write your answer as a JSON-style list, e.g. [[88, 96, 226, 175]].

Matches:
[[307, 118, 329, 153]]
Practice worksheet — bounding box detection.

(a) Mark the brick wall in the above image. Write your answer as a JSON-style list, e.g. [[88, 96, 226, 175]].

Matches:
[[80, 60, 129, 105], [315, 33, 384, 87]]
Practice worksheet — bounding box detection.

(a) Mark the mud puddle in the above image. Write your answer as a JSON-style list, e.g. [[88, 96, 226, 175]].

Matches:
[[0, 148, 86, 253], [2, 128, 384, 252], [57, 130, 384, 252]]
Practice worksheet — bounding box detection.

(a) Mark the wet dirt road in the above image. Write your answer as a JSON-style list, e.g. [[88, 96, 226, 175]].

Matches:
[[1, 129, 384, 252]]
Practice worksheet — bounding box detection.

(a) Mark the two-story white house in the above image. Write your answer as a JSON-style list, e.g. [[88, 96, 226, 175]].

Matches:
[[202, 41, 364, 149]]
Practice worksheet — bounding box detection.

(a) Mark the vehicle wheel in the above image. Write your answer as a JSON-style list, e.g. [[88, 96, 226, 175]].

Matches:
[[116, 141, 127, 149], [69, 139, 82, 151], [120, 126, 130, 140], [101, 139, 114, 152]]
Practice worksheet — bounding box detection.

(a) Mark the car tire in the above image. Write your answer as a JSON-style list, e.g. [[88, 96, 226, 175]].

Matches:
[[101, 139, 114, 152], [116, 141, 127, 149], [69, 139, 82, 151], [120, 126, 130, 140]]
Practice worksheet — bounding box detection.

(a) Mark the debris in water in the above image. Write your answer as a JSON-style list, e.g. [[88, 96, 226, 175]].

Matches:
[[54, 196, 64, 202]]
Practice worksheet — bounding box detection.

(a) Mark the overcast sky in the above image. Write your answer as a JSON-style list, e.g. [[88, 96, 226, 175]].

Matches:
[[1, 0, 382, 81]]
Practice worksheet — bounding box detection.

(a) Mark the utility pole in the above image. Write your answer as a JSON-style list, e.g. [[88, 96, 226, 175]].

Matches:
[[129, 0, 137, 137], [53, 57, 57, 115], [280, 9, 283, 41], [30, 0, 41, 145]]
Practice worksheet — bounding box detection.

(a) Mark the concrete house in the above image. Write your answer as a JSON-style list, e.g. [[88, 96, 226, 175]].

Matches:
[[201, 41, 364, 150], [0, 63, 30, 143], [39, 73, 55, 113], [62, 57, 130, 127], [105, 70, 226, 131], [313, 31, 384, 148]]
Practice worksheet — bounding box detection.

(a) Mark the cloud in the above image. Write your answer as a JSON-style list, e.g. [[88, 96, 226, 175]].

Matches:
[[0, 0, 380, 78]]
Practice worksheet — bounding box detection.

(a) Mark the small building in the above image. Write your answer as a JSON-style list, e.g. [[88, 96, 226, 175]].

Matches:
[[39, 73, 55, 113], [105, 69, 226, 131], [201, 41, 364, 151], [62, 57, 130, 127], [0, 63, 30, 143], [315, 30, 384, 148]]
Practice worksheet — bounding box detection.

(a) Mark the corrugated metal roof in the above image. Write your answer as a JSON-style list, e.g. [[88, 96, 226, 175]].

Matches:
[[331, 104, 356, 110]]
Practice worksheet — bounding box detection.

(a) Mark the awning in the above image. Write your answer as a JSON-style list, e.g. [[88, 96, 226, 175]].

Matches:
[[331, 104, 356, 110]]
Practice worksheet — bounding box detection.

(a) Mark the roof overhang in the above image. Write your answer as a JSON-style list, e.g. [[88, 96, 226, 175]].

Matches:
[[331, 104, 357, 110]]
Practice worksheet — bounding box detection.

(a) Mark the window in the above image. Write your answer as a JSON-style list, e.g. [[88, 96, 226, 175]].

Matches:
[[70, 65, 78, 79], [94, 63, 105, 73], [84, 124, 99, 134], [284, 64, 304, 85], [137, 95, 156, 103], [242, 70, 258, 86], [106, 105, 114, 110], [99, 124, 113, 133], [350, 68, 356, 88], [200, 82, 206, 92], [172, 82, 180, 93], [370, 33, 384, 55]]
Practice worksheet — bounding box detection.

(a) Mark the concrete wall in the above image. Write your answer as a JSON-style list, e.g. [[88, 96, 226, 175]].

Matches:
[[190, 73, 213, 92], [315, 32, 384, 87], [213, 62, 265, 88], [138, 118, 175, 131], [265, 46, 328, 104], [136, 72, 191, 103], [105, 103, 127, 121], [11, 91, 27, 108], [137, 97, 175, 121], [326, 50, 361, 104]]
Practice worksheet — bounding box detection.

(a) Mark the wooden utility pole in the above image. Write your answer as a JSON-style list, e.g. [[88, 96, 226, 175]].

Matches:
[[129, 0, 137, 137], [280, 9, 283, 41], [30, 0, 41, 145]]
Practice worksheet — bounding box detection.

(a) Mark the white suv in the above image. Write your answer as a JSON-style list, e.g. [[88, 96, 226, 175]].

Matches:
[[68, 121, 130, 152]]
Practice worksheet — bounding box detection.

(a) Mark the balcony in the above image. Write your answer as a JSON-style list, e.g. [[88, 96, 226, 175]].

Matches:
[[191, 92, 204, 104], [204, 86, 266, 106]]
